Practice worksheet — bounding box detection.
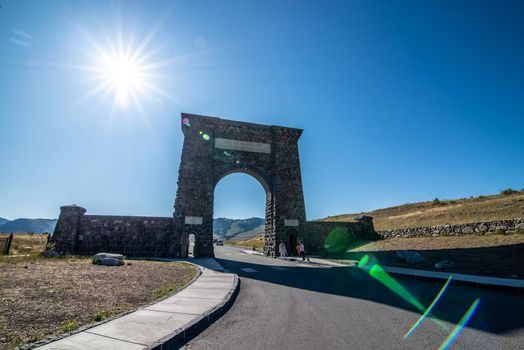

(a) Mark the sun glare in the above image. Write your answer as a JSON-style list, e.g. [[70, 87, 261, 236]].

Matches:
[[79, 28, 172, 112], [100, 53, 143, 108], [71, 9, 186, 113]]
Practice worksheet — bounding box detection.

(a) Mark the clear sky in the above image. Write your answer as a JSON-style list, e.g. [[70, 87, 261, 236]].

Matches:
[[1, 0, 523, 220]]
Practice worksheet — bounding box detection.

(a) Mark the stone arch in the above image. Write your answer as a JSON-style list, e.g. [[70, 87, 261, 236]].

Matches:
[[213, 168, 271, 253], [173, 113, 307, 257]]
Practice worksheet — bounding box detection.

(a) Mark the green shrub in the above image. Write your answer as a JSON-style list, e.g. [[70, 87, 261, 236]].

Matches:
[[500, 188, 518, 196], [91, 309, 113, 322], [61, 320, 79, 333], [432, 198, 447, 205]]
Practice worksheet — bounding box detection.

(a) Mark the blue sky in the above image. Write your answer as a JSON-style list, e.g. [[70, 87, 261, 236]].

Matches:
[[1, 0, 523, 220]]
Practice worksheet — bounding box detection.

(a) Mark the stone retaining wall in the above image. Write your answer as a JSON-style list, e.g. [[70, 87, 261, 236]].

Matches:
[[304, 216, 380, 253], [378, 218, 524, 239], [52, 205, 176, 257]]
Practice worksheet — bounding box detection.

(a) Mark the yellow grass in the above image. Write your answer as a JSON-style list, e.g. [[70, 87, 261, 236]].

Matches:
[[321, 190, 524, 230], [0, 233, 49, 255], [225, 236, 265, 251]]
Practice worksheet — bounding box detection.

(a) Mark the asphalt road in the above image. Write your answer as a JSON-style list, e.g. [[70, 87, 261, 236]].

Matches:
[[181, 245, 524, 349]]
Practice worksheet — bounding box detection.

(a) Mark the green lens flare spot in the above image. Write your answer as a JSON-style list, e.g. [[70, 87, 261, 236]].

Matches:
[[358, 255, 370, 268], [202, 134, 210, 141]]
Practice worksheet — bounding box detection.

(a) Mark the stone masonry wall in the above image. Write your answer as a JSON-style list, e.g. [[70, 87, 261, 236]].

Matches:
[[378, 218, 524, 239], [303, 216, 380, 254], [52, 205, 176, 257]]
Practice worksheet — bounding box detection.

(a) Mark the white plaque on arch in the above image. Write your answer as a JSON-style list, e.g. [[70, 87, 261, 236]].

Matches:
[[185, 216, 203, 225], [284, 219, 299, 227], [215, 138, 271, 154]]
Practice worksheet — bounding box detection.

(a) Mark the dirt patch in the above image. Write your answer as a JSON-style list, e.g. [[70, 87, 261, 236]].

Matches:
[[0, 256, 197, 349], [329, 234, 524, 279]]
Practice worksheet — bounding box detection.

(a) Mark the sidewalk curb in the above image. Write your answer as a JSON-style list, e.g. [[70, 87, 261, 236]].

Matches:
[[32, 261, 240, 350], [26, 262, 203, 350], [317, 259, 524, 293], [375, 265, 524, 293], [146, 273, 240, 350]]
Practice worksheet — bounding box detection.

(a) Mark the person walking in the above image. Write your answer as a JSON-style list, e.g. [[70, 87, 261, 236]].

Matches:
[[278, 241, 287, 258], [295, 243, 301, 256], [299, 241, 306, 261]]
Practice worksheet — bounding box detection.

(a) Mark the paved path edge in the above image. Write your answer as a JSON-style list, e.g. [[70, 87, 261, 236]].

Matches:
[[146, 273, 240, 350], [240, 249, 523, 292]]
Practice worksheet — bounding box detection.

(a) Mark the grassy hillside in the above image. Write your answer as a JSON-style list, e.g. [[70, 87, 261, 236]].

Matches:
[[213, 217, 264, 240], [321, 189, 524, 231], [225, 236, 265, 251]]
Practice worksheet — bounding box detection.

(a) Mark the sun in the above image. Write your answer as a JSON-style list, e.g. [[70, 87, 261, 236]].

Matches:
[[99, 52, 143, 108], [80, 32, 171, 112]]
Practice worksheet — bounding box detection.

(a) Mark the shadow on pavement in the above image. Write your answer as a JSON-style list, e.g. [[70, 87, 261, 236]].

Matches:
[[327, 243, 524, 279], [215, 253, 524, 335]]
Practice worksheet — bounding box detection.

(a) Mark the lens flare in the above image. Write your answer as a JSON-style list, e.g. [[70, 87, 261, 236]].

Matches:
[[358, 255, 447, 330], [202, 134, 210, 141], [439, 299, 481, 350], [324, 227, 350, 253], [182, 117, 190, 126], [404, 275, 453, 338]]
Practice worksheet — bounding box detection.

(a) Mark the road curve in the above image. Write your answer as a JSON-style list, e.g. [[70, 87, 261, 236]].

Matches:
[[181, 245, 524, 350]]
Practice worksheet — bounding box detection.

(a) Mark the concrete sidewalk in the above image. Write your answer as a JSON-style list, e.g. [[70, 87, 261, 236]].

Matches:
[[36, 261, 239, 350]]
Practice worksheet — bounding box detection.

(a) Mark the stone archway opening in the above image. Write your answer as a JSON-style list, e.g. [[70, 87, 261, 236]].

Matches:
[[188, 233, 196, 257], [286, 228, 299, 256], [213, 172, 269, 253]]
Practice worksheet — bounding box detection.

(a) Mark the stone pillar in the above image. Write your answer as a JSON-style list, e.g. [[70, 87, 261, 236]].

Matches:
[[173, 116, 215, 258], [271, 127, 307, 256], [51, 205, 86, 254]]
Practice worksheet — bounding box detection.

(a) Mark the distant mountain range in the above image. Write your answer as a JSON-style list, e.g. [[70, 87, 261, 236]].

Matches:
[[213, 217, 265, 240], [0, 218, 58, 234], [0, 215, 264, 239]]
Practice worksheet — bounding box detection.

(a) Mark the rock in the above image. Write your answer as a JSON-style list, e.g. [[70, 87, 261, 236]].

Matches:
[[435, 260, 455, 269], [515, 223, 524, 233], [93, 252, 124, 266], [41, 249, 60, 258], [476, 223, 488, 232], [99, 257, 124, 266], [396, 250, 424, 264], [461, 226, 474, 234]]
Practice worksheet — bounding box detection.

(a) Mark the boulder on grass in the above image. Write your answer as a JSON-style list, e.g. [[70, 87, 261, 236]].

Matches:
[[396, 250, 424, 264], [93, 253, 125, 266], [435, 260, 455, 269]]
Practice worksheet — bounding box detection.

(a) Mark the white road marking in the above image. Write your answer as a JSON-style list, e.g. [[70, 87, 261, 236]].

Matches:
[[270, 266, 287, 271], [241, 268, 257, 273]]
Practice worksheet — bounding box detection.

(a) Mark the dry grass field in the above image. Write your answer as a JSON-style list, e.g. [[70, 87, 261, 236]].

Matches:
[[321, 190, 524, 230], [226, 236, 265, 251], [0, 256, 197, 350], [0, 233, 49, 255]]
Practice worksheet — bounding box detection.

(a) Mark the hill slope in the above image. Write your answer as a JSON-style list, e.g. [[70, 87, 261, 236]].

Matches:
[[0, 218, 57, 233], [213, 217, 264, 240], [321, 190, 524, 231]]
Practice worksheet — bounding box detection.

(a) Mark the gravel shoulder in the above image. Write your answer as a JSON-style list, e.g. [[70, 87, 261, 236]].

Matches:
[[0, 256, 198, 350]]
